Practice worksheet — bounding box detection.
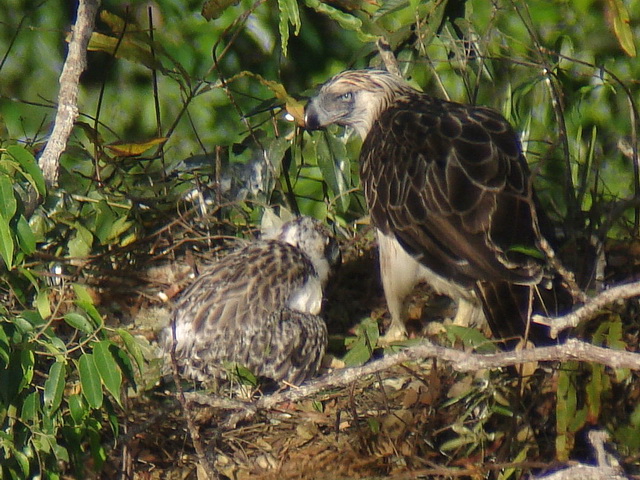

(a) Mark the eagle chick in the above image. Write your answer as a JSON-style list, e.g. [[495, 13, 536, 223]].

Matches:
[[164, 216, 340, 385]]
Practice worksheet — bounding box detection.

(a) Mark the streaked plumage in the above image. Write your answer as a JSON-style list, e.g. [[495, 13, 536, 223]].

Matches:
[[165, 216, 340, 385], [305, 69, 571, 343]]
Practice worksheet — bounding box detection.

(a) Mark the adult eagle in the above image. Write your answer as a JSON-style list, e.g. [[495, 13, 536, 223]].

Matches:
[[305, 69, 571, 344]]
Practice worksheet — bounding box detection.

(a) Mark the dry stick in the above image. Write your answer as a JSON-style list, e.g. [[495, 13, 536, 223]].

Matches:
[[186, 337, 640, 426], [538, 236, 587, 304], [376, 38, 401, 77], [533, 431, 627, 480], [37, 0, 101, 189], [534, 280, 640, 338]]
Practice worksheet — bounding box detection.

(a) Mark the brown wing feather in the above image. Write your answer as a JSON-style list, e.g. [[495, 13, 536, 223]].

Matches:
[[170, 240, 326, 384], [175, 240, 313, 333], [361, 93, 544, 289]]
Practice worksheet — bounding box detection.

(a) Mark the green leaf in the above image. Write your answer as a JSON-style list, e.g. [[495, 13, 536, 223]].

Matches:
[[63, 312, 95, 334], [6, 145, 46, 196], [439, 434, 473, 452], [21, 391, 40, 423], [68, 394, 87, 424], [93, 341, 123, 406], [278, 0, 301, 57], [78, 353, 103, 409], [46, 336, 68, 357], [73, 283, 94, 304], [20, 310, 45, 327], [444, 325, 497, 353], [0, 324, 9, 365], [342, 317, 380, 367], [585, 363, 604, 424], [12, 449, 30, 478], [104, 137, 168, 157], [110, 340, 136, 389], [0, 215, 15, 270], [67, 223, 93, 259], [43, 361, 66, 414], [91, 201, 115, 244], [606, 0, 636, 57], [342, 337, 372, 367], [108, 215, 135, 243], [18, 348, 35, 392], [117, 328, 145, 373], [86, 419, 107, 469], [314, 133, 351, 213], [52, 443, 70, 463], [0, 174, 17, 220], [224, 362, 258, 386], [373, 0, 409, 19], [36, 290, 52, 320], [303, 0, 377, 42], [73, 284, 103, 327], [86, 32, 164, 71], [15, 215, 36, 255], [506, 244, 545, 259], [367, 417, 380, 434]]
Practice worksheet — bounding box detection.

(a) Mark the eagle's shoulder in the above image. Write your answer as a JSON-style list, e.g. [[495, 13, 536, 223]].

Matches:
[[360, 92, 543, 285], [368, 93, 522, 165]]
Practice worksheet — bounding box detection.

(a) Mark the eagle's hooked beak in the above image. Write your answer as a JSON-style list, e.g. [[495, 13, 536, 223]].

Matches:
[[304, 97, 330, 131]]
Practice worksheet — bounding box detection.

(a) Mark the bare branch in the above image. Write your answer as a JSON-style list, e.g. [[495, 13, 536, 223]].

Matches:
[[185, 337, 640, 426], [376, 38, 401, 77], [538, 236, 587, 304], [534, 280, 640, 338], [38, 0, 100, 188], [533, 430, 627, 479], [534, 465, 628, 480]]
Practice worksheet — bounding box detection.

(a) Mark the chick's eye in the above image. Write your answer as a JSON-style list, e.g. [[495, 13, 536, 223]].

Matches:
[[339, 92, 353, 101]]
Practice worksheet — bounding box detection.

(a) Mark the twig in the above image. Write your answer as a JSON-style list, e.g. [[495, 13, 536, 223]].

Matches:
[[538, 236, 587, 304], [185, 337, 640, 425], [376, 38, 401, 77], [534, 280, 640, 338], [37, 0, 101, 189], [533, 430, 627, 479]]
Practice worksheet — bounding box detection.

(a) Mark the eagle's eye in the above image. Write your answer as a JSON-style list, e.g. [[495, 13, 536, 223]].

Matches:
[[339, 92, 353, 101]]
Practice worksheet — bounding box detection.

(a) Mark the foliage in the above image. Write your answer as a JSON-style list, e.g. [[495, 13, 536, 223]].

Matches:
[[0, 145, 153, 478], [0, 0, 639, 477]]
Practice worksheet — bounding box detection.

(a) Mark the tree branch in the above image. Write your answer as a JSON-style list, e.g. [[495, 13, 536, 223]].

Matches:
[[534, 280, 640, 338], [38, 0, 101, 189], [185, 337, 640, 426], [533, 430, 627, 479]]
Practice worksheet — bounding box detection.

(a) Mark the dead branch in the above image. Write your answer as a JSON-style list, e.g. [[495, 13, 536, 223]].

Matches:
[[376, 38, 401, 77], [533, 430, 627, 479], [538, 236, 587, 304], [185, 337, 640, 425], [534, 465, 628, 480], [534, 280, 640, 338], [38, 0, 100, 189]]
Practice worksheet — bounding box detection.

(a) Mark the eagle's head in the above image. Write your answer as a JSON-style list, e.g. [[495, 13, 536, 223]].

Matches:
[[268, 216, 341, 287], [304, 69, 414, 140]]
